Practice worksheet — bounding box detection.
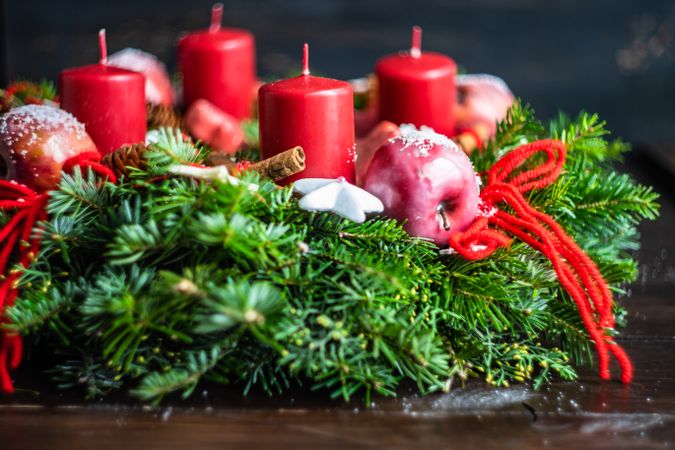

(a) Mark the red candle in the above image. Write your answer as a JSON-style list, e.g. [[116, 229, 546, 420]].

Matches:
[[177, 3, 256, 119], [59, 30, 146, 154], [258, 44, 355, 184], [375, 27, 457, 137]]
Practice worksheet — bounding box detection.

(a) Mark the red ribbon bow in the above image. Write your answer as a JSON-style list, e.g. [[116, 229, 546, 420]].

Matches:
[[449, 139, 633, 384], [0, 151, 116, 394]]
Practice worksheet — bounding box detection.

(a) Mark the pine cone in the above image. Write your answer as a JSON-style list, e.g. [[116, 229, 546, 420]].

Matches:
[[101, 143, 148, 178], [146, 102, 183, 130]]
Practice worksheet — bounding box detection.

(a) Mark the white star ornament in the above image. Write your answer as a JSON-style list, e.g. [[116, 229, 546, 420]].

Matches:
[[293, 177, 384, 223]]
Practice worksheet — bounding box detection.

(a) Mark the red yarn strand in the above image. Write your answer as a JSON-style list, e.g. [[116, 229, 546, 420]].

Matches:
[[62, 151, 118, 184], [449, 139, 633, 383], [0, 151, 114, 394]]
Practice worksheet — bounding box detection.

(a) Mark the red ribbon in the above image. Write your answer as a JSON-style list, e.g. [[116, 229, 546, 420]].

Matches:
[[0, 151, 116, 394], [449, 139, 633, 383]]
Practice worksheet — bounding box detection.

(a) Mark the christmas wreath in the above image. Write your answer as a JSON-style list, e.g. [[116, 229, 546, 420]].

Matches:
[[0, 90, 659, 403]]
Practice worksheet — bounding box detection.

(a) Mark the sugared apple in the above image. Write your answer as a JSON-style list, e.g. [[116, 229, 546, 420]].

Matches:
[[455, 74, 514, 137], [0, 105, 99, 192], [108, 48, 175, 106], [355, 121, 400, 186], [362, 125, 480, 246]]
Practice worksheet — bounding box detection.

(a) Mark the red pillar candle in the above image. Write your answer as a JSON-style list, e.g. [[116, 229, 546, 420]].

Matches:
[[375, 27, 457, 137], [59, 30, 146, 154], [177, 3, 256, 119], [258, 44, 355, 184]]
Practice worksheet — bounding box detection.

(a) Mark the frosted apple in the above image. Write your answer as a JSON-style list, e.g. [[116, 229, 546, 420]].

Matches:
[[355, 121, 400, 186], [455, 74, 514, 137], [0, 105, 98, 192], [362, 125, 480, 246], [108, 48, 175, 106]]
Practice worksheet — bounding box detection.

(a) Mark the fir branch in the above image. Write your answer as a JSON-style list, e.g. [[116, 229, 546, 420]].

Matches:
[[4, 281, 74, 341], [131, 347, 227, 403], [47, 168, 114, 217], [473, 100, 545, 171], [107, 221, 166, 265], [51, 354, 123, 398], [240, 119, 260, 149], [137, 128, 204, 177], [195, 280, 284, 334]]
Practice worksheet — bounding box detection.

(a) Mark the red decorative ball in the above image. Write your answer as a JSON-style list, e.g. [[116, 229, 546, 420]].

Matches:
[[0, 105, 99, 192], [362, 125, 480, 246]]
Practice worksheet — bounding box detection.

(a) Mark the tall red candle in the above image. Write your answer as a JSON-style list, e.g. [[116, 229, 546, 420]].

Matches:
[[59, 30, 146, 154], [376, 27, 457, 137], [177, 3, 256, 119], [258, 44, 355, 184]]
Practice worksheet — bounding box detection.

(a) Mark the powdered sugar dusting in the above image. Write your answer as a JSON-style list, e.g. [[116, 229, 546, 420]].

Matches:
[[146, 129, 162, 145], [0, 105, 88, 149], [393, 124, 462, 157], [346, 143, 356, 163], [348, 77, 370, 93], [456, 73, 512, 96], [108, 48, 172, 105], [108, 48, 164, 73], [477, 198, 497, 218], [439, 242, 487, 255]]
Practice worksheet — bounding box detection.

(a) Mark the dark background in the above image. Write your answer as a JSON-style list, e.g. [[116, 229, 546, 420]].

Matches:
[[1, 0, 674, 142], [2, 4, 675, 448]]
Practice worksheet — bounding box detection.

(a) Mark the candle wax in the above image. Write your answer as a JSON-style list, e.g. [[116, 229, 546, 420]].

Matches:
[[376, 31, 457, 137], [60, 63, 146, 154], [178, 28, 256, 120], [259, 69, 355, 185]]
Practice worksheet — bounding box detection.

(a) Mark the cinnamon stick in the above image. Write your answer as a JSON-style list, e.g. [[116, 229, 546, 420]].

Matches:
[[206, 146, 305, 181], [249, 146, 305, 181], [205, 151, 238, 170]]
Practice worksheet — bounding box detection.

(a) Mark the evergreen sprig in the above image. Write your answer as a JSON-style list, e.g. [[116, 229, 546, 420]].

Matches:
[[0, 79, 58, 112], [5, 101, 659, 403]]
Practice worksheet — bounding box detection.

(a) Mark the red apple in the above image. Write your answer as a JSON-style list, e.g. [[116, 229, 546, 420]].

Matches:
[[355, 121, 399, 186], [455, 74, 514, 137], [108, 48, 175, 107], [0, 105, 99, 192], [362, 125, 480, 246], [184, 99, 244, 154]]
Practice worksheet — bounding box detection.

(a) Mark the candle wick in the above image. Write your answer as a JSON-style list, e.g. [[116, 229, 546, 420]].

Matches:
[[210, 3, 224, 33], [98, 29, 107, 64], [410, 25, 422, 58], [302, 43, 310, 76]]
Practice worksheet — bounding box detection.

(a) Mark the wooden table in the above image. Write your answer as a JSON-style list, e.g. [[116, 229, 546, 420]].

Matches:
[[0, 149, 673, 449]]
